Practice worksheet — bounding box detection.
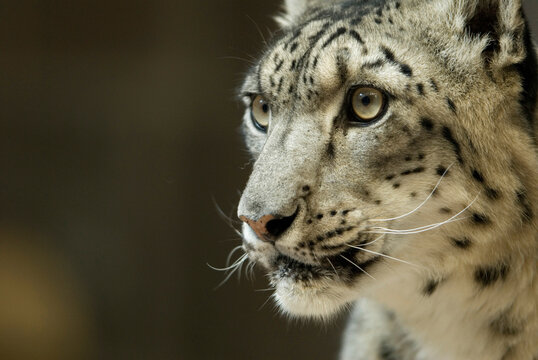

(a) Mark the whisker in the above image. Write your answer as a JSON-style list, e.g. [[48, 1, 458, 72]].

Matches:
[[213, 256, 248, 290], [258, 293, 275, 311], [246, 14, 268, 47], [207, 253, 248, 272], [217, 55, 257, 65], [226, 245, 244, 266], [370, 163, 454, 222], [371, 217, 468, 235], [339, 255, 376, 280], [346, 244, 417, 267], [325, 258, 340, 279], [254, 287, 276, 292], [356, 234, 385, 248], [371, 193, 480, 234]]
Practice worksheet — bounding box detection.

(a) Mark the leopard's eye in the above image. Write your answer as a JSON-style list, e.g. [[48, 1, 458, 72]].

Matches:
[[349, 87, 386, 123], [251, 95, 271, 131]]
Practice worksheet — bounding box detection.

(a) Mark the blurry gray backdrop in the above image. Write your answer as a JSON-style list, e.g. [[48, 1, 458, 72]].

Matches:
[[0, 1, 536, 359]]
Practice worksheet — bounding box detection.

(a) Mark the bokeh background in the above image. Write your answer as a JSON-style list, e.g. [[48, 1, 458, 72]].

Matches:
[[0, 1, 536, 359]]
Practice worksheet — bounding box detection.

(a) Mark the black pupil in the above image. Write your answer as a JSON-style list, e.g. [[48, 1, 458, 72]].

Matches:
[[361, 95, 371, 106], [262, 103, 269, 113]]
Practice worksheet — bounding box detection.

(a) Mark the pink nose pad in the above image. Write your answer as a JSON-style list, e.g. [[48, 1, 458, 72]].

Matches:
[[239, 214, 276, 242], [239, 210, 298, 242]]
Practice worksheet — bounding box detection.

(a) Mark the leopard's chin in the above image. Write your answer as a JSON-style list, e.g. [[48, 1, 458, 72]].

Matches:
[[267, 253, 381, 319]]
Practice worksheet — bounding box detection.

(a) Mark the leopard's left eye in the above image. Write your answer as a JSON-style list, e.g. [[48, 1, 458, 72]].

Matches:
[[251, 95, 271, 131], [349, 87, 387, 123]]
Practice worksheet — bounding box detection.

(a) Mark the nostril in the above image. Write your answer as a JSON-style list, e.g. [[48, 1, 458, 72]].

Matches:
[[265, 210, 298, 238]]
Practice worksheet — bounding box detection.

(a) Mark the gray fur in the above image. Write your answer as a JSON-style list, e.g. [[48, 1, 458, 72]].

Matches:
[[236, 0, 538, 358]]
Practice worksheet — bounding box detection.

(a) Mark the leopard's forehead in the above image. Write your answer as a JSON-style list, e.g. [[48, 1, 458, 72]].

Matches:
[[245, 0, 448, 111]]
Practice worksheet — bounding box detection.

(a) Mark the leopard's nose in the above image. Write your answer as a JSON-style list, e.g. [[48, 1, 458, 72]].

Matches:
[[239, 211, 297, 242]]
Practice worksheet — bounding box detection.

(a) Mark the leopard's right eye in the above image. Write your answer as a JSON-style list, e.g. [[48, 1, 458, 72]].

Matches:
[[251, 95, 271, 131]]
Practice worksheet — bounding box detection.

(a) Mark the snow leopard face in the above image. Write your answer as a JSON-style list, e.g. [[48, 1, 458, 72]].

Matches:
[[236, 0, 537, 319]]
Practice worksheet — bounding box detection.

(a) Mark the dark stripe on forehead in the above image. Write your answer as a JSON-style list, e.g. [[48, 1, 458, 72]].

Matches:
[[349, 30, 364, 44], [336, 50, 349, 85], [381, 46, 413, 76], [322, 27, 347, 48]]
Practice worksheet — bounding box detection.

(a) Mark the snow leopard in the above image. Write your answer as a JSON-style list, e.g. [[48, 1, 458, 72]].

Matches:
[[234, 0, 538, 359]]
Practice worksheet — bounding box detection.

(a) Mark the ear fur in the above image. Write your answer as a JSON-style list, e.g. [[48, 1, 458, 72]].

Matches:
[[444, 0, 527, 68], [275, 0, 338, 28]]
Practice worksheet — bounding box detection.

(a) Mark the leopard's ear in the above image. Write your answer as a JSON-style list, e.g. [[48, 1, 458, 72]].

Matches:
[[275, 0, 337, 28], [441, 0, 530, 68]]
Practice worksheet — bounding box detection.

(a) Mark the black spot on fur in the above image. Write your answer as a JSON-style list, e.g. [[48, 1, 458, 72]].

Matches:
[[472, 213, 490, 225], [486, 188, 500, 200], [393, 183, 400, 189], [490, 310, 523, 336], [451, 237, 472, 249], [302, 185, 310, 192], [381, 46, 413, 76], [410, 192, 417, 197], [399, 64, 413, 77], [275, 59, 284, 71], [330, 210, 337, 216], [277, 77, 283, 93], [429, 78, 439, 92], [362, 59, 385, 69], [472, 169, 485, 183], [442, 126, 463, 163], [400, 167, 425, 176], [446, 97, 457, 113], [416, 83, 425, 95], [375, 200, 382, 205], [379, 339, 398, 360], [289, 42, 298, 52], [516, 189, 533, 222], [420, 117, 434, 131], [436, 165, 448, 176], [385, 174, 395, 181], [423, 279, 441, 296], [316, 214, 323, 220], [474, 263, 509, 287]]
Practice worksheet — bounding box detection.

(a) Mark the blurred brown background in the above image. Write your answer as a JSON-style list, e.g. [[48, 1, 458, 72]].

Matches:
[[0, 1, 536, 359]]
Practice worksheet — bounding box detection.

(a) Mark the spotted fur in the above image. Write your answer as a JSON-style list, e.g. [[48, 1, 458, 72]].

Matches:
[[235, 0, 538, 359]]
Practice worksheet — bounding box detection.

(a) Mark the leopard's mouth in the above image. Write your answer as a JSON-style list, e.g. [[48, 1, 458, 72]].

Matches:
[[267, 245, 382, 286]]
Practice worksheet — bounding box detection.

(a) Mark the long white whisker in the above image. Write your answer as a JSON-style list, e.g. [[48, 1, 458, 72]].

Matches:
[[207, 253, 248, 272], [368, 217, 470, 236], [325, 258, 340, 279], [258, 293, 275, 311], [356, 234, 385, 248], [370, 163, 454, 222], [226, 245, 244, 266], [371, 193, 479, 234], [340, 255, 376, 280], [213, 256, 248, 290], [346, 244, 417, 267], [372, 216, 467, 234]]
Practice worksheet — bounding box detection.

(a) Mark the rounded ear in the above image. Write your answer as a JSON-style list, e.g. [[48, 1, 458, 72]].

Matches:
[[275, 0, 339, 27], [443, 0, 528, 68]]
